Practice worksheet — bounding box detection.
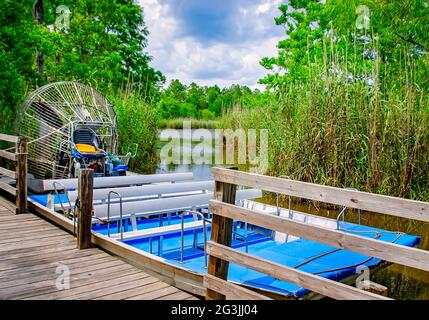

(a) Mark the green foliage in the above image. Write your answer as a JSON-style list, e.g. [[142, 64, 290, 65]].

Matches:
[[228, 1, 429, 201], [261, 0, 429, 90], [0, 0, 163, 171], [110, 91, 159, 173], [157, 80, 270, 119], [0, 0, 39, 134], [223, 67, 429, 201]]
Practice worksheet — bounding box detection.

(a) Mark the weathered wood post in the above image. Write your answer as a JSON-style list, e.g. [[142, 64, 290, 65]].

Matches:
[[362, 281, 388, 297], [77, 169, 93, 249], [16, 137, 28, 214], [206, 166, 238, 300]]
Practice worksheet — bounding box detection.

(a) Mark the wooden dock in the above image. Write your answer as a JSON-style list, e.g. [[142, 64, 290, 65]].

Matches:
[[0, 200, 198, 300]]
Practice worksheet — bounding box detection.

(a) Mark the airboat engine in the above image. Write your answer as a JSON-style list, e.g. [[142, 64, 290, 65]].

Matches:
[[16, 82, 134, 179]]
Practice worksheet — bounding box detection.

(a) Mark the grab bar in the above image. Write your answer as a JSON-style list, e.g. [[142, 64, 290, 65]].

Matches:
[[52, 181, 77, 235], [336, 206, 347, 229], [107, 191, 124, 241], [179, 210, 209, 268], [336, 188, 361, 229], [52, 181, 74, 214], [232, 222, 249, 253]]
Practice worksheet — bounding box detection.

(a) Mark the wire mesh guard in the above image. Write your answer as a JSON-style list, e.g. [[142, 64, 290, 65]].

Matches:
[[16, 82, 118, 179]]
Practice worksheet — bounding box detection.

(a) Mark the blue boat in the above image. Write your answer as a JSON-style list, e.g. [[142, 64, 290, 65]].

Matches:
[[30, 178, 420, 299]]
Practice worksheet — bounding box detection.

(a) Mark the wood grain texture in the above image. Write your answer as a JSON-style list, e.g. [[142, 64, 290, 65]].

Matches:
[[0, 134, 19, 143], [0, 199, 197, 300], [204, 275, 272, 300], [211, 167, 429, 222], [77, 169, 93, 249], [209, 200, 429, 272], [206, 166, 237, 300], [15, 137, 27, 214], [0, 150, 17, 162], [207, 241, 389, 300], [0, 182, 16, 196], [0, 167, 16, 179]]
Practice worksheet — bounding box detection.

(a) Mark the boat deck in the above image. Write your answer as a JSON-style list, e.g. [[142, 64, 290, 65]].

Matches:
[[0, 199, 198, 300]]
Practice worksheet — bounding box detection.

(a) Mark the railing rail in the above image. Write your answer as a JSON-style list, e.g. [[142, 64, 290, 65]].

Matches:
[[205, 167, 429, 300], [211, 167, 429, 222], [179, 210, 209, 268], [107, 191, 124, 241], [0, 134, 27, 214]]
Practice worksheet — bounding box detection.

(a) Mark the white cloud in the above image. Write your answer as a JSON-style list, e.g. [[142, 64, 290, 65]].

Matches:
[[139, 0, 284, 90]]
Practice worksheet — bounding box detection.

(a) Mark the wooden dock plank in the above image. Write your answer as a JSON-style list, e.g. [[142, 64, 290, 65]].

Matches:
[[0, 203, 198, 300], [6, 267, 145, 300], [127, 285, 180, 300], [95, 280, 167, 300], [0, 260, 133, 290]]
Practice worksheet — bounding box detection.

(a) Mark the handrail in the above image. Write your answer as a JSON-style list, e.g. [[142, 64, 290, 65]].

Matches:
[[211, 167, 429, 223], [52, 181, 77, 234], [52, 181, 74, 214], [336, 206, 347, 230], [107, 191, 124, 241], [179, 210, 209, 268], [0, 135, 28, 214], [336, 188, 361, 229]]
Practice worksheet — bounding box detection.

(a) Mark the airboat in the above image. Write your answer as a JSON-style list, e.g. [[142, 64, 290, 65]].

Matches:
[[9, 82, 421, 299], [17, 82, 137, 182]]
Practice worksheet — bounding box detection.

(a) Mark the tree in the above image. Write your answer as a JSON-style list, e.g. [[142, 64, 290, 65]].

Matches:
[[260, 0, 429, 89], [41, 0, 164, 90], [0, 0, 40, 134]]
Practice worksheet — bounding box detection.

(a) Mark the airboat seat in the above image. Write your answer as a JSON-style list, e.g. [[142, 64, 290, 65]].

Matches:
[[75, 144, 104, 155], [72, 129, 107, 159]]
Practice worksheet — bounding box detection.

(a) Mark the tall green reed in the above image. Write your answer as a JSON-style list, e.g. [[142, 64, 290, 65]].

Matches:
[[222, 32, 429, 201]]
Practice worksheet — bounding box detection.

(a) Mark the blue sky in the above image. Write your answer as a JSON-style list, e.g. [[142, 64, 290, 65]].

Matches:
[[138, 0, 285, 89]]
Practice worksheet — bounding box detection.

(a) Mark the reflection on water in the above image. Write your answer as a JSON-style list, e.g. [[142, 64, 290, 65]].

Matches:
[[156, 129, 217, 180], [154, 129, 428, 300]]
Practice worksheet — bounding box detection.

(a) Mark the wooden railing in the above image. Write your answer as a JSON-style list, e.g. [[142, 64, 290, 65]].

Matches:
[[0, 134, 28, 214], [205, 167, 429, 300]]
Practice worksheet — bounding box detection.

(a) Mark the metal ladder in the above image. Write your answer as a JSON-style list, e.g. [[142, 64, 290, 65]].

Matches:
[[107, 191, 124, 241], [179, 210, 209, 268], [52, 181, 77, 234], [178, 210, 250, 268]]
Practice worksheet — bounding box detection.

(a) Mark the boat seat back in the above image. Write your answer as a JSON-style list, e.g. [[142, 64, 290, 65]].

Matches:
[[73, 129, 99, 148]]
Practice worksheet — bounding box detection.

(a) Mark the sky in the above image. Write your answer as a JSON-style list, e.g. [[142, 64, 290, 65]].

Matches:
[[138, 0, 285, 90]]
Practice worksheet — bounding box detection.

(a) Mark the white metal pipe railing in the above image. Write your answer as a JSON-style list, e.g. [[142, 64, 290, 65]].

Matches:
[[107, 191, 123, 241], [179, 210, 208, 268]]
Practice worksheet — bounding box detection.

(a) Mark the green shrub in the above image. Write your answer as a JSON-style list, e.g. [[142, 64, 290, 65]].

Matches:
[[110, 92, 159, 173]]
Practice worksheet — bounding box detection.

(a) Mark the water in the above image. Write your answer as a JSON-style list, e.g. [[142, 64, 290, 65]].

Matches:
[[152, 129, 429, 300], [155, 128, 219, 180]]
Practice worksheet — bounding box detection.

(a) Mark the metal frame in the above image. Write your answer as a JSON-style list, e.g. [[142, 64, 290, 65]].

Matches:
[[179, 210, 209, 268], [107, 191, 124, 241], [16, 82, 119, 179]]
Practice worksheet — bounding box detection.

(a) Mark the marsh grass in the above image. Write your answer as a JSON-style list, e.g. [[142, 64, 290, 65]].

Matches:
[[107, 83, 160, 174], [222, 34, 429, 201]]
